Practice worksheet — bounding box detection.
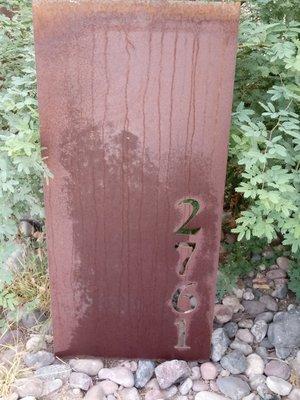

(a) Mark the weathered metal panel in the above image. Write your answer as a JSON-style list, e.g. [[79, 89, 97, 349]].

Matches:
[[33, 0, 240, 360]]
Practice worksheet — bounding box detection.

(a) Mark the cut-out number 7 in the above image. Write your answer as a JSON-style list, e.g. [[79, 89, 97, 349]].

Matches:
[[175, 198, 200, 235]]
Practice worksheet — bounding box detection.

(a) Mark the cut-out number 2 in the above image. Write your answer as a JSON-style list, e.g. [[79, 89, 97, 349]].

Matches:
[[175, 198, 201, 235]]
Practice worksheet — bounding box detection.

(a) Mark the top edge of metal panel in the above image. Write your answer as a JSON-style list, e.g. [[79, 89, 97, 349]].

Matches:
[[32, 0, 240, 22]]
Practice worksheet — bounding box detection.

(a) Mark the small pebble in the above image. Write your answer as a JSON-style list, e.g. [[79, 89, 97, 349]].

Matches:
[[200, 362, 218, 380]]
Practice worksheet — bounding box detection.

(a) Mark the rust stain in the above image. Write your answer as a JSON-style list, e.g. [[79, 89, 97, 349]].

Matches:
[[33, 0, 240, 360]]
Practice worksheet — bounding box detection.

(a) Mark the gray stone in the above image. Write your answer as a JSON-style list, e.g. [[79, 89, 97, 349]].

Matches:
[[266, 269, 287, 280], [242, 301, 266, 317], [264, 360, 291, 380], [98, 366, 134, 388], [41, 379, 63, 396], [69, 358, 103, 376], [259, 295, 278, 312], [155, 360, 190, 389], [276, 256, 290, 271], [266, 376, 292, 396], [119, 387, 141, 400], [135, 360, 155, 388], [272, 283, 288, 299], [12, 378, 43, 398], [220, 350, 247, 374], [24, 351, 55, 369], [256, 346, 269, 360], [251, 320, 268, 342], [254, 312, 274, 324], [211, 328, 230, 362], [223, 322, 238, 339], [276, 346, 291, 359], [20, 397, 36, 400], [35, 363, 71, 381], [217, 376, 250, 400], [19, 220, 34, 236], [268, 311, 300, 350], [230, 339, 253, 356], [70, 372, 92, 391], [260, 338, 274, 349]]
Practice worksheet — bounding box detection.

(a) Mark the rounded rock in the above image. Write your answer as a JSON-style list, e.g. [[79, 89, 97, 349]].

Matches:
[[211, 328, 230, 362], [70, 371, 92, 391], [192, 380, 209, 392], [220, 350, 247, 374], [98, 366, 134, 388], [251, 320, 268, 342], [200, 362, 218, 380], [69, 358, 103, 376], [217, 376, 250, 400], [214, 304, 234, 324], [266, 376, 292, 396], [264, 360, 291, 380], [134, 360, 155, 388], [276, 256, 290, 271], [245, 354, 264, 378], [154, 360, 190, 389], [236, 329, 253, 344], [13, 378, 43, 398], [25, 335, 47, 353], [178, 377, 193, 395]]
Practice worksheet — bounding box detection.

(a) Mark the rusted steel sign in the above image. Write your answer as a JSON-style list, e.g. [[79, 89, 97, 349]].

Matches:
[[33, 0, 240, 360]]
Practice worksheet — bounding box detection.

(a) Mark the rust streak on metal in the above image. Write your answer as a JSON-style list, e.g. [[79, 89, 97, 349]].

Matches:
[[33, 0, 240, 360]]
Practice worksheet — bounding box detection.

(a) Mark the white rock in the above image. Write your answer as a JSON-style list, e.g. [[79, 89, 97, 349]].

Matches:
[[70, 371, 92, 391], [98, 366, 134, 387], [144, 389, 165, 400], [119, 387, 141, 400], [178, 378, 193, 395], [195, 392, 227, 400], [236, 329, 253, 344], [25, 335, 46, 353], [242, 395, 259, 400], [98, 380, 118, 395], [69, 358, 103, 376], [245, 354, 264, 378], [84, 384, 105, 400], [200, 362, 218, 380], [20, 397, 36, 400], [266, 376, 292, 396]]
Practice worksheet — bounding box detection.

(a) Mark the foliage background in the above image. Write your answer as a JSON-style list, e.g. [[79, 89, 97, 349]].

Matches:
[[0, 0, 299, 297]]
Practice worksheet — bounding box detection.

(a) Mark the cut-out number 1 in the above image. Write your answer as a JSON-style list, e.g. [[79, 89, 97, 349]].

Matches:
[[175, 319, 190, 349]]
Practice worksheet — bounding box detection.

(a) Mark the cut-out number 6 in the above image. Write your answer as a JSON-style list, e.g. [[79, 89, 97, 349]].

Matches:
[[175, 198, 201, 235]]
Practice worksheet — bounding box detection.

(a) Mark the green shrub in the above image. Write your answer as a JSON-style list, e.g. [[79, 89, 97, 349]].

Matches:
[[230, 0, 300, 253], [0, 1, 50, 259]]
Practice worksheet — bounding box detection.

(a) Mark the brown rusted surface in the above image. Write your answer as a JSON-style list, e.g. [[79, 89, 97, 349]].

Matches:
[[33, 0, 240, 360]]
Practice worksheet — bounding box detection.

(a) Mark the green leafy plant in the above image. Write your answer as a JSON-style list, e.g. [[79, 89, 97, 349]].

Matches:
[[230, 1, 300, 253], [0, 1, 50, 257], [217, 237, 268, 299]]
